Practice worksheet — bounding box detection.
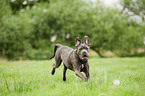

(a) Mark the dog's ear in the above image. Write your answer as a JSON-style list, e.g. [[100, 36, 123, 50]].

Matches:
[[84, 36, 90, 46], [75, 37, 81, 47]]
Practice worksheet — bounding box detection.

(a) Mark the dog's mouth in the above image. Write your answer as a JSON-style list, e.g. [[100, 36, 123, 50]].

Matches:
[[81, 55, 89, 60], [82, 57, 88, 60]]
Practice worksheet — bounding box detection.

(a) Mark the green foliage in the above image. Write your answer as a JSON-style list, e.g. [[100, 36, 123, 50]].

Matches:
[[0, 13, 32, 59], [43, 0, 144, 57], [0, 0, 144, 60], [122, 0, 145, 21], [0, 0, 11, 24], [0, 57, 145, 95], [7, 0, 49, 13], [0, 3, 54, 60]]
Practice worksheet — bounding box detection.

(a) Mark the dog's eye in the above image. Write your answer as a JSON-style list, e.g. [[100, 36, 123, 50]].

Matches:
[[79, 48, 83, 51], [85, 48, 88, 50]]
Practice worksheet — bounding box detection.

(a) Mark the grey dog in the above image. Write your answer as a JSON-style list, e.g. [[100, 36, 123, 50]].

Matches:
[[50, 36, 90, 81]]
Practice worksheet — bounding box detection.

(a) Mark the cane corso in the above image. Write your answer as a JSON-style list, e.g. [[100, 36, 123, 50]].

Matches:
[[50, 36, 90, 81]]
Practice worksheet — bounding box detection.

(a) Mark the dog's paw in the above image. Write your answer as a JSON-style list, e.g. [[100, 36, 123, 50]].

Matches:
[[63, 77, 66, 81], [51, 69, 55, 75], [84, 77, 88, 82]]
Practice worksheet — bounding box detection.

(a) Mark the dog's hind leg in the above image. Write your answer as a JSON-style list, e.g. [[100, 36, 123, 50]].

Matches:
[[63, 64, 67, 81], [51, 62, 57, 75], [51, 55, 62, 75]]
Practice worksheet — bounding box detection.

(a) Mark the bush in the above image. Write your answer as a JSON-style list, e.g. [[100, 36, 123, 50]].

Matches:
[[0, 2, 55, 60], [0, 13, 32, 60]]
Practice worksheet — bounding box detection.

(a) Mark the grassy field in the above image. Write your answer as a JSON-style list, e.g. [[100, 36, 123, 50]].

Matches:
[[0, 57, 145, 96]]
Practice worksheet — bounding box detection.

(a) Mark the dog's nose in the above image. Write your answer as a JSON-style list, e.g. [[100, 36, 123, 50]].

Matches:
[[83, 51, 87, 56], [83, 51, 86, 54]]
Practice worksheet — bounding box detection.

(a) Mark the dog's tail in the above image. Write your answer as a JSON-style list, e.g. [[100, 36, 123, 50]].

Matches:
[[50, 44, 62, 59]]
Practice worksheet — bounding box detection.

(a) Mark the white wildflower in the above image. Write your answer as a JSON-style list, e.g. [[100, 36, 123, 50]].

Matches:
[[113, 80, 120, 85], [23, 1, 27, 5], [51, 35, 57, 42], [11, 0, 15, 2], [66, 34, 70, 39], [43, 9, 48, 12]]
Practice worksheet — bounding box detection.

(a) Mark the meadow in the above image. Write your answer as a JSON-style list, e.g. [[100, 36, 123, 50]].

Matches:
[[0, 57, 145, 96]]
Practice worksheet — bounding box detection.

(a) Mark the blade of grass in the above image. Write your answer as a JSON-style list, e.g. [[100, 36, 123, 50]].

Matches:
[[2, 72, 10, 93]]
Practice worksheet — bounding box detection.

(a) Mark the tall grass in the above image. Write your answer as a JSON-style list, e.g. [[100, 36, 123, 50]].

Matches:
[[0, 57, 145, 96]]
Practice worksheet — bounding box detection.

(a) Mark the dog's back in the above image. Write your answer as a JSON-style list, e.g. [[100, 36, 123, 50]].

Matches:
[[56, 46, 74, 63], [50, 44, 73, 59]]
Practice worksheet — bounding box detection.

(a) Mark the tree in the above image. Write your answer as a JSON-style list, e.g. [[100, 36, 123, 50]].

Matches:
[[122, 0, 145, 21], [6, 0, 49, 13], [0, 0, 11, 24], [44, 0, 143, 57]]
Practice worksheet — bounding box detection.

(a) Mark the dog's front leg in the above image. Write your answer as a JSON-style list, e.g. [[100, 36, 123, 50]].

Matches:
[[74, 70, 87, 82], [84, 63, 90, 79]]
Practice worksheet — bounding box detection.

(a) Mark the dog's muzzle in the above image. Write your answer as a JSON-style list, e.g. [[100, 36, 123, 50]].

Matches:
[[81, 51, 89, 60]]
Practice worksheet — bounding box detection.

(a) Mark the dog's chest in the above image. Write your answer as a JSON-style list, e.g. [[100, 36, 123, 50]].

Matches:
[[81, 64, 84, 69]]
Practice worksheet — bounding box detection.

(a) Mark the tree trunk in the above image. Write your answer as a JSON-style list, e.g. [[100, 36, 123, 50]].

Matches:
[[92, 48, 104, 58]]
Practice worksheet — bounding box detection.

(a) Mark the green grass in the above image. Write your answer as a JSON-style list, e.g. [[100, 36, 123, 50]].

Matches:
[[0, 57, 145, 96]]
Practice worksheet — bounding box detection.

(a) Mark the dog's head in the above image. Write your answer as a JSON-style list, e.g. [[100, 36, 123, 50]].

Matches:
[[75, 36, 90, 61]]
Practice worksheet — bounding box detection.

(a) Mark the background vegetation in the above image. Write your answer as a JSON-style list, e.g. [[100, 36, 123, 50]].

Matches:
[[0, 0, 144, 60]]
